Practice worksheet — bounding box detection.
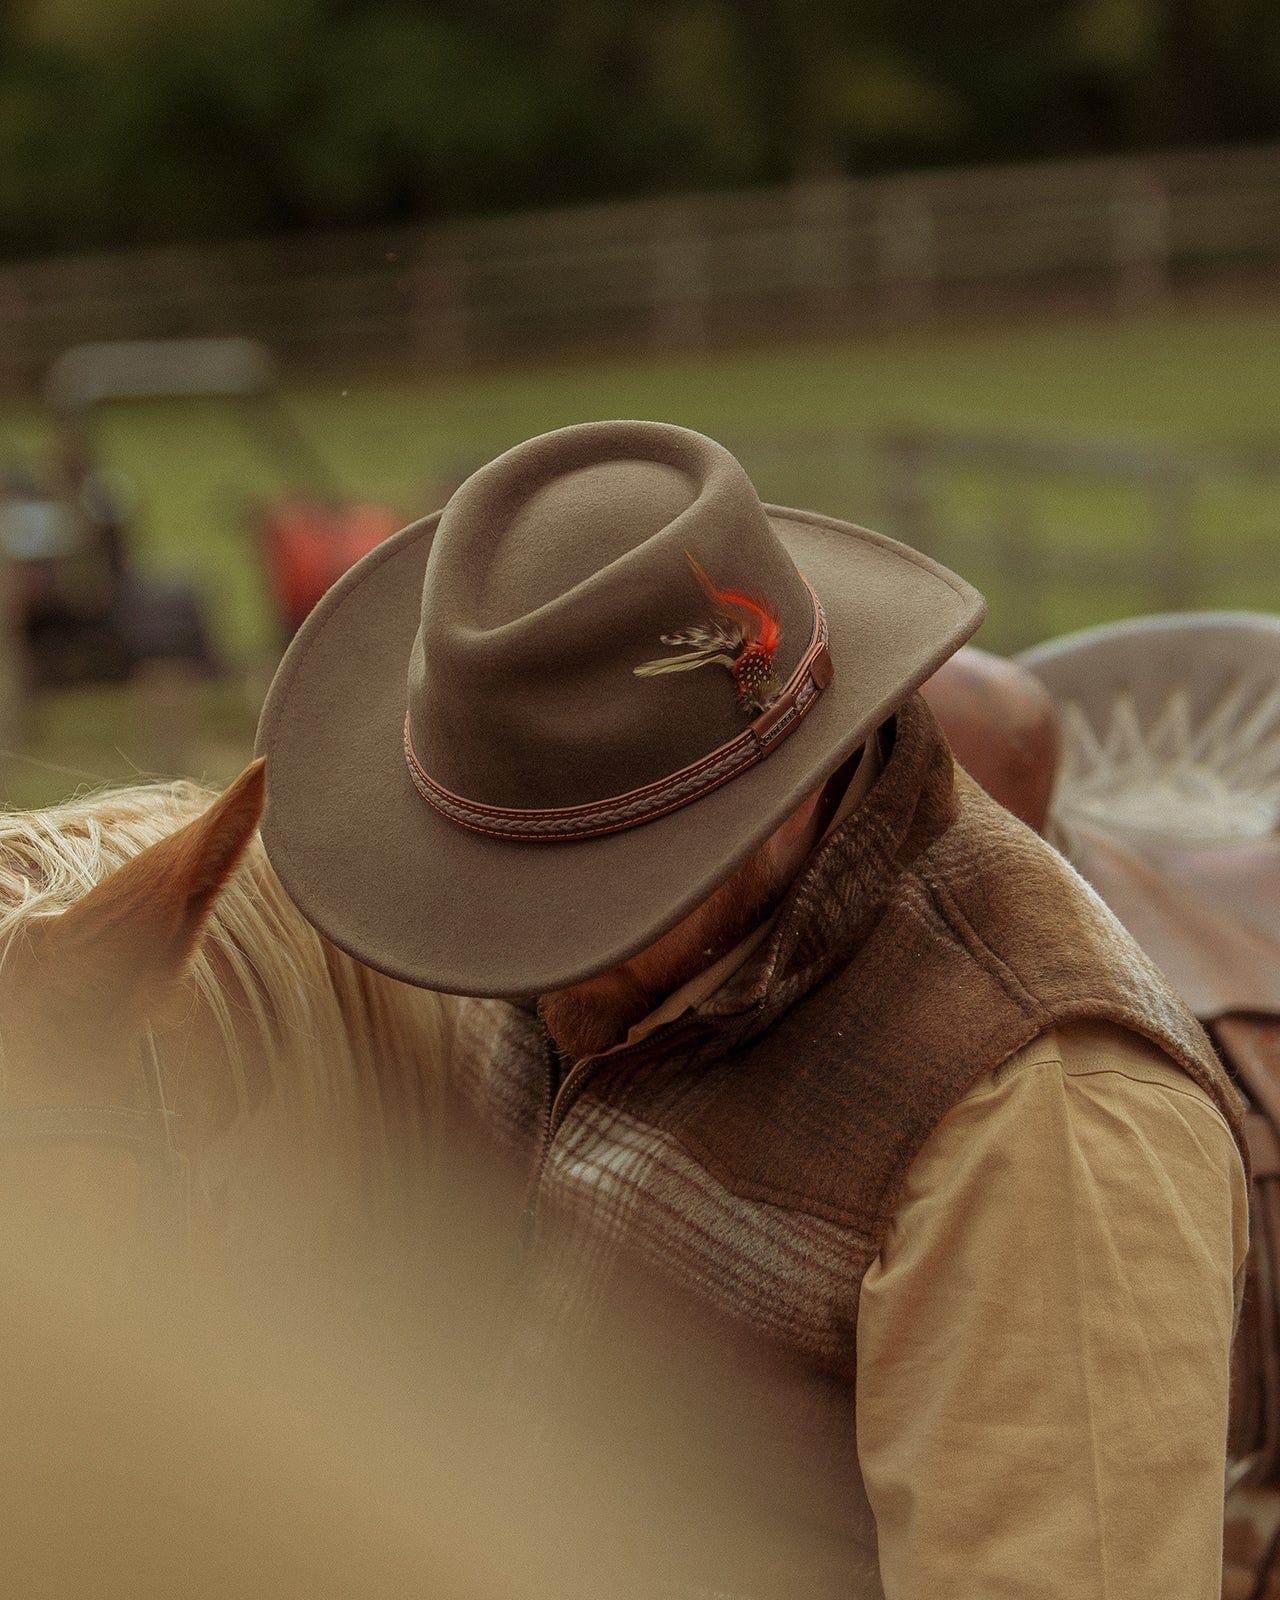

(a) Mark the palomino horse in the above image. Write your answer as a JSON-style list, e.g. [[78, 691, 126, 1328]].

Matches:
[[0, 763, 768, 1600], [14, 625, 1271, 1596], [0, 759, 448, 1271]]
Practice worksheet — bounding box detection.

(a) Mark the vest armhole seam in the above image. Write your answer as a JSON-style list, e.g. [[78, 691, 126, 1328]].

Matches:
[[990, 1039, 1066, 1085]]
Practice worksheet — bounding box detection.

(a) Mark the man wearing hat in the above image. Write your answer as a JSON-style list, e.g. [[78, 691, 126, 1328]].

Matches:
[[259, 421, 1248, 1598]]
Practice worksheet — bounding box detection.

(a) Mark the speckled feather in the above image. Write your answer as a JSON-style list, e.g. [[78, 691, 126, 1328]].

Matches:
[[633, 551, 783, 713]]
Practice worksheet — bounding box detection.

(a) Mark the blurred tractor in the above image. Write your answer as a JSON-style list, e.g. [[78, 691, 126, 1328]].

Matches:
[[0, 339, 402, 701], [257, 493, 402, 641], [3, 342, 229, 693]]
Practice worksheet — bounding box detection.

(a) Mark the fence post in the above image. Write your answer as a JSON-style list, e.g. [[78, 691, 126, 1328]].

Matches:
[[0, 555, 21, 798], [1112, 164, 1170, 312], [414, 242, 471, 368], [791, 178, 850, 328], [875, 428, 938, 554], [1148, 463, 1198, 612], [991, 492, 1046, 652], [0, 271, 33, 395], [875, 186, 937, 330], [650, 203, 709, 351]]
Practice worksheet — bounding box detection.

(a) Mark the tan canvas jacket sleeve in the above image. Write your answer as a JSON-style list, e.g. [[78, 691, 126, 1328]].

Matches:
[[856, 1018, 1249, 1600]]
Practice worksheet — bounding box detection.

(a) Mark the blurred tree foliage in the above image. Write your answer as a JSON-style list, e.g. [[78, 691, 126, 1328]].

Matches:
[[0, 0, 1278, 257]]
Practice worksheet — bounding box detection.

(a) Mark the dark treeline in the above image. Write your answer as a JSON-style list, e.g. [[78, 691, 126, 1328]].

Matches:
[[2, 0, 1279, 259]]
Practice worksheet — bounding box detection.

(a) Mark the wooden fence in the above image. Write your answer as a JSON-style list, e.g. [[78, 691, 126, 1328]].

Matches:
[[3, 420, 1276, 799], [708, 423, 1280, 652], [865, 426, 1280, 651], [1, 142, 1280, 392]]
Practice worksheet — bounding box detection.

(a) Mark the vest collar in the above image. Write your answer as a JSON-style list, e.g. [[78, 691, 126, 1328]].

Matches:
[[702, 692, 957, 1025], [590, 693, 957, 1079]]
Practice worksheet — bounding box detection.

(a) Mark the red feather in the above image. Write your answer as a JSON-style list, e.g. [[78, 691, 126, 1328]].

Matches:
[[684, 552, 781, 655]]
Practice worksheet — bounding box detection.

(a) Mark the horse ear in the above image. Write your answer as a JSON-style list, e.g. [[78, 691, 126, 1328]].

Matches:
[[22, 760, 267, 1014]]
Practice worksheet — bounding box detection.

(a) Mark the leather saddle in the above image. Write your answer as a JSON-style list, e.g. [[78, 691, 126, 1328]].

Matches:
[[924, 613, 1280, 1582]]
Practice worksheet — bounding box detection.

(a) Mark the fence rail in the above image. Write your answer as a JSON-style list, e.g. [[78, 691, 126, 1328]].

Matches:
[[866, 425, 1280, 650], [2, 142, 1280, 391], [717, 423, 1280, 652]]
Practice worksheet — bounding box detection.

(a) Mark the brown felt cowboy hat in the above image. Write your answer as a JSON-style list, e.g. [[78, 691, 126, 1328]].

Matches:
[[256, 421, 984, 997]]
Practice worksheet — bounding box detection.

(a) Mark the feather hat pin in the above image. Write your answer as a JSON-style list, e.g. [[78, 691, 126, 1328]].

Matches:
[[634, 551, 783, 714]]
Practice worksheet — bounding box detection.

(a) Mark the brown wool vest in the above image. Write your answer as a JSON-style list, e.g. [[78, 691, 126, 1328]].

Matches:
[[452, 693, 1247, 1599]]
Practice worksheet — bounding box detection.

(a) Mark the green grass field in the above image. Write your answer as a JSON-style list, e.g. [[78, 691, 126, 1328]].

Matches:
[[3, 302, 1279, 807]]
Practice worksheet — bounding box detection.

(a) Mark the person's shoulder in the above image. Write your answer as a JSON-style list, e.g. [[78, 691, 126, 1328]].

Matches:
[[947, 1019, 1247, 1251], [903, 1019, 1248, 1278], [989, 1018, 1232, 1126]]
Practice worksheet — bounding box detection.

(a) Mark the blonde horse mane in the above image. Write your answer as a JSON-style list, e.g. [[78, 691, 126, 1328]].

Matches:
[[0, 778, 448, 1264]]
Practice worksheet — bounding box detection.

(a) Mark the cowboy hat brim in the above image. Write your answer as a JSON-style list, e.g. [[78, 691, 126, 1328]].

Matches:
[[256, 506, 983, 997]]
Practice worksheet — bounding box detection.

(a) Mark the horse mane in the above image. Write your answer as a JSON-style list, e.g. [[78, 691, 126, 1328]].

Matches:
[[0, 778, 448, 1265]]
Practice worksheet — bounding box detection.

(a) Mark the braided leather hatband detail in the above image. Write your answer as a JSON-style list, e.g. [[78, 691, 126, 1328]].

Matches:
[[403, 584, 833, 843]]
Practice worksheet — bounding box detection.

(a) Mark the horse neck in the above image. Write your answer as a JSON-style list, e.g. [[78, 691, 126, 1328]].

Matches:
[[174, 868, 448, 1272]]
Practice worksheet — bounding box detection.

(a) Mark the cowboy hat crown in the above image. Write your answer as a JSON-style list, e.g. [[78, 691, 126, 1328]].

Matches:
[[407, 422, 831, 830], [257, 420, 983, 996]]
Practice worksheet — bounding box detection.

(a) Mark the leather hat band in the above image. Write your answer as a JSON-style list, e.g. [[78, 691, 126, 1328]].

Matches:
[[404, 582, 834, 843]]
